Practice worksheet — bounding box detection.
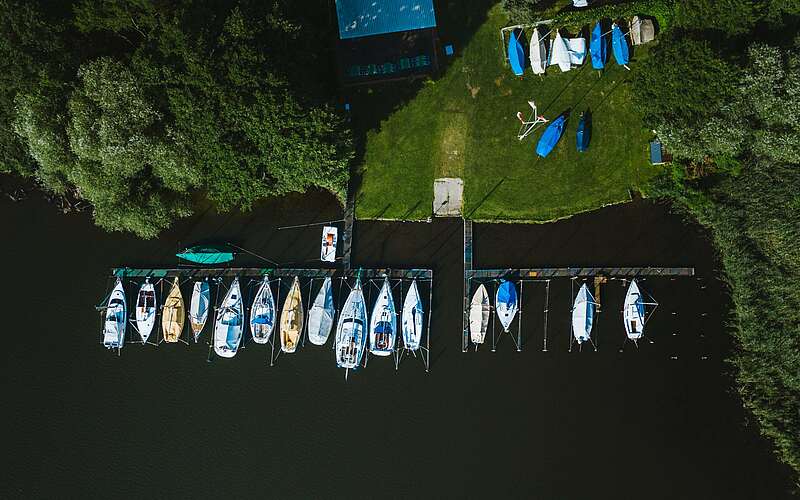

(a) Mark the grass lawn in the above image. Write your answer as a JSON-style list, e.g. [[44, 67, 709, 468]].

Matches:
[[355, 2, 662, 222]]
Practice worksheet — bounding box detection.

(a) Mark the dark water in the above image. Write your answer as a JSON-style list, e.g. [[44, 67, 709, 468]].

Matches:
[[0, 191, 794, 498]]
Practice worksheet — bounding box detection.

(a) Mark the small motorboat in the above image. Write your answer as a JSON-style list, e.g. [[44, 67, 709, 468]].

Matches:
[[508, 29, 526, 76], [590, 21, 607, 69], [402, 279, 423, 350], [280, 277, 304, 353], [321, 226, 338, 263], [529, 27, 547, 75], [536, 114, 567, 158], [624, 279, 646, 342], [469, 284, 490, 344], [250, 276, 276, 344], [135, 278, 156, 343], [189, 280, 210, 341], [103, 278, 126, 349], [176, 244, 234, 265], [496, 280, 518, 332], [308, 277, 335, 346], [369, 277, 396, 356], [576, 111, 591, 152], [571, 283, 596, 345], [214, 278, 243, 358], [162, 277, 185, 343], [335, 278, 368, 373], [612, 23, 630, 67]]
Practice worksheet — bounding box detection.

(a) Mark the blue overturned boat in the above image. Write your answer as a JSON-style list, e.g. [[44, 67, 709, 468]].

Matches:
[[576, 112, 591, 152], [590, 22, 607, 70], [508, 29, 526, 76], [536, 114, 567, 158], [495, 280, 518, 332], [612, 23, 629, 67]]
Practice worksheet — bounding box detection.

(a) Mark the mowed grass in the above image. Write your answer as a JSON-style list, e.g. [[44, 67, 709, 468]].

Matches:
[[356, 3, 661, 221]]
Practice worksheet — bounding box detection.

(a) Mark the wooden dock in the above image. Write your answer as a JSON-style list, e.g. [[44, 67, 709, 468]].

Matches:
[[341, 195, 355, 270], [113, 267, 432, 280]]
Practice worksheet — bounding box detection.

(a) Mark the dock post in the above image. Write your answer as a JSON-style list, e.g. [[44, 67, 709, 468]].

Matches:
[[462, 218, 473, 352]]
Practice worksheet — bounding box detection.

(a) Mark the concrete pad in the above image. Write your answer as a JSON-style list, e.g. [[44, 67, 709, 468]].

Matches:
[[433, 178, 463, 217]]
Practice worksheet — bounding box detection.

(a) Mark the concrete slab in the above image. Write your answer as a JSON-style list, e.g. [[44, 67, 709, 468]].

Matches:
[[433, 177, 463, 217]]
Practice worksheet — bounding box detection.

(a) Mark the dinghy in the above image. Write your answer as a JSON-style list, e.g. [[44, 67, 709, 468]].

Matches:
[[612, 23, 630, 68], [250, 276, 276, 344], [536, 114, 567, 157], [280, 277, 304, 353], [176, 244, 234, 265], [624, 279, 646, 342], [508, 29, 526, 76], [335, 278, 368, 373], [469, 284, 491, 344], [576, 111, 591, 152], [103, 278, 126, 349], [529, 27, 547, 75], [189, 280, 210, 341], [162, 277, 185, 343], [321, 226, 338, 263], [135, 279, 156, 343], [571, 283, 596, 344], [590, 22, 607, 69], [402, 279, 424, 350], [308, 277, 335, 346], [495, 280, 518, 332], [370, 277, 396, 356], [549, 31, 571, 72], [213, 278, 243, 358]]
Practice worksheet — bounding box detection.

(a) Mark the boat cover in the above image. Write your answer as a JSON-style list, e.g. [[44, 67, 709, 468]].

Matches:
[[612, 24, 629, 66], [571, 284, 595, 343], [536, 115, 567, 157], [567, 37, 586, 65], [496, 280, 518, 332], [529, 28, 547, 75], [576, 113, 591, 152], [549, 32, 571, 72], [177, 245, 234, 265], [508, 29, 526, 76], [590, 22, 606, 69]]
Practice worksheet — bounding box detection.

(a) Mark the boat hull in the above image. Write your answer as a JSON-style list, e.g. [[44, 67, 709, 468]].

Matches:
[[135, 280, 156, 343], [308, 277, 335, 346], [280, 277, 304, 353], [401, 280, 423, 350], [250, 277, 276, 345], [162, 277, 185, 343], [469, 284, 490, 344], [369, 278, 397, 356], [214, 278, 243, 358], [103, 279, 126, 349]]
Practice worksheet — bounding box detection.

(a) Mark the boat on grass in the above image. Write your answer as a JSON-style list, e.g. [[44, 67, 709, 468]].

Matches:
[[590, 22, 607, 69], [529, 27, 547, 75], [336, 278, 368, 375], [135, 279, 156, 343], [508, 29, 526, 76], [162, 277, 185, 343], [103, 278, 126, 349], [214, 278, 243, 358], [536, 114, 567, 158], [189, 280, 210, 341], [370, 277, 396, 356], [402, 279, 423, 350], [280, 277, 304, 353], [612, 23, 630, 67], [470, 284, 490, 344], [308, 277, 335, 346], [250, 276, 276, 345]]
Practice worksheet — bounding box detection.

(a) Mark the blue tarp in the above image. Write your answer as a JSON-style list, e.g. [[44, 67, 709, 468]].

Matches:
[[536, 115, 567, 157], [508, 30, 525, 76], [612, 24, 629, 66], [497, 280, 517, 308], [590, 22, 606, 70], [335, 0, 437, 40]]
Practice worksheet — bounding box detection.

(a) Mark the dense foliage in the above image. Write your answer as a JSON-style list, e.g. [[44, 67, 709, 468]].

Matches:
[[1, 0, 352, 237]]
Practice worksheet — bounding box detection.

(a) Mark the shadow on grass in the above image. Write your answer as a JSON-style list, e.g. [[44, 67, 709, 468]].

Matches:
[[464, 177, 506, 219]]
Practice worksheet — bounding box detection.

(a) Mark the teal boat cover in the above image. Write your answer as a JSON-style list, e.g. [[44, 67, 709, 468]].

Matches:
[[176, 245, 234, 265]]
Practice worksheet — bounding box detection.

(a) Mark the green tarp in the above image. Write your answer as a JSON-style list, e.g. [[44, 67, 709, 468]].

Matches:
[[176, 245, 234, 265]]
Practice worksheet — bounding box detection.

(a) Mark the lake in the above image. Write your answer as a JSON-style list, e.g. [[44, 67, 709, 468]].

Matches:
[[0, 190, 793, 498]]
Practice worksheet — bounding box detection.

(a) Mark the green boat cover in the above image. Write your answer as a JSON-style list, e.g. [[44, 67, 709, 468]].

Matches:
[[176, 245, 234, 265]]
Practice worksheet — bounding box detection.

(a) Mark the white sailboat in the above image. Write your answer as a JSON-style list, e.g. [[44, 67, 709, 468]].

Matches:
[[529, 27, 548, 74], [495, 280, 518, 332], [135, 279, 156, 343], [401, 279, 423, 350], [103, 278, 126, 349], [308, 277, 335, 346], [189, 280, 210, 341], [213, 278, 243, 358], [549, 31, 572, 72], [369, 277, 396, 356], [336, 278, 368, 375], [571, 283, 597, 348], [623, 279, 658, 345], [469, 284, 490, 345], [249, 276, 276, 345]]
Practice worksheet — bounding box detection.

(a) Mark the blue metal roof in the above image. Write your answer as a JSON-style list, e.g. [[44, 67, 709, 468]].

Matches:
[[335, 0, 437, 40]]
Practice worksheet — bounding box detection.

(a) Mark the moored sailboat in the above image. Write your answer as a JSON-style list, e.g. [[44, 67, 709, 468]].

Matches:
[[308, 277, 335, 346], [250, 276, 276, 345], [495, 280, 518, 333], [571, 283, 596, 348], [135, 279, 156, 343], [103, 278, 126, 349], [469, 284, 490, 345], [369, 277, 396, 356], [401, 279, 423, 351], [214, 278, 243, 358], [162, 277, 185, 343], [335, 278, 368, 375], [280, 277, 304, 353], [189, 280, 210, 341]]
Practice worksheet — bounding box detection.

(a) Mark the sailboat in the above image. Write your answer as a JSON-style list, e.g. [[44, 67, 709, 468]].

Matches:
[[176, 244, 234, 265], [623, 279, 658, 345], [496, 280, 518, 332], [402, 279, 423, 351], [308, 277, 335, 346], [469, 284, 491, 344], [189, 280, 210, 341], [213, 278, 243, 358], [103, 278, 126, 349], [571, 283, 596, 346], [335, 278, 368, 374], [135, 278, 156, 343], [162, 277, 185, 343], [369, 277, 396, 356], [280, 277, 304, 353], [529, 27, 547, 75], [250, 276, 276, 344]]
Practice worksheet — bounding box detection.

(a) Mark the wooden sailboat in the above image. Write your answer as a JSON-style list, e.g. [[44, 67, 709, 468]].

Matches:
[[469, 284, 490, 344], [280, 277, 304, 353], [135, 278, 156, 343], [189, 280, 210, 341], [162, 277, 185, 343]]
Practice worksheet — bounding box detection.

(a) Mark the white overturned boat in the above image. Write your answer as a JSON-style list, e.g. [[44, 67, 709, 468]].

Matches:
[[308, 277, 335, 346], [402, 279, 423, 350], [529, 27, 547, 74], [469, 284, 490, 345], [250, 276, 276, 344], [571, 283, 596, 346], [495, 280, 518, 332], [336, 278, 368, 374], [550, 31, 572, 72], [135, 279, 156, 343], [369, 277, 396, 356], [321, 226, 338, 263], [189, 280, 210, 341], [214, 278, 243, 358], [103, 278, 126, 349]]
